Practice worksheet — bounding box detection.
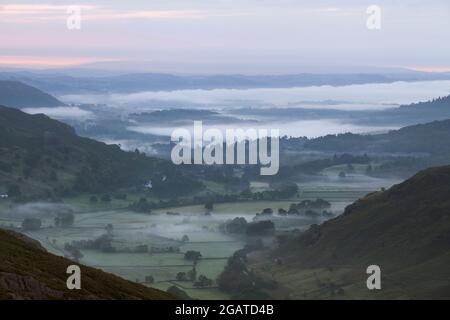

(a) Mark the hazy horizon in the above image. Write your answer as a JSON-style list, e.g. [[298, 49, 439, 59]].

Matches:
[[1, 0, 450, 74]]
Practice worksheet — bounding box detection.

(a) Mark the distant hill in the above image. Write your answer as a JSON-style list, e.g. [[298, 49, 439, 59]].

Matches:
[[2, 70, 450, 94], [130, 109, 251, 125], [270, 165, 450, 298], [0, 105, 202, 199], [0, 80, 63, 108], [304, 114, 450, 156], [370, 95, 450, 125], [0, 228, 172, 299]]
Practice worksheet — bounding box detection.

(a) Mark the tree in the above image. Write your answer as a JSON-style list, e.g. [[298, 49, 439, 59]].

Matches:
[[129, 197, 152, 213], [54, 211, 74, 227], [176, 272, 188, 281], [184, 251, 202, 261], [89, 195, 98, 203], [145, 275, 154, 284], [222, 217, 247, 234], [187, 267, 197, 281], [240, 188, 252, 198], [105, 223, 114, 235], [204, 201, 214, 211], [194, 275, 213, 288], [181, 235, 189, 242], [64, 243, 83, 262], [338, 171, 346, 178], [246, 220, 275, 235]]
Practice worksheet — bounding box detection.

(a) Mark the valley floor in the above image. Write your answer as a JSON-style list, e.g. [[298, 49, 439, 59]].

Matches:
[[0, 174, 400, 299]]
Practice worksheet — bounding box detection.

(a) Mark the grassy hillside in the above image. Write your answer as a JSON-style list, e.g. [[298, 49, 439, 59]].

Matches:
[[0, 228, 172, 299], [0, 80, 63, 108], [0, 105, 202, 199], [266, 165, 450, 299]]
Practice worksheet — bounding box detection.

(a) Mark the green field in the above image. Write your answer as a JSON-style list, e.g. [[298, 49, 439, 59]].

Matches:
[[0, 172, 400, 299]]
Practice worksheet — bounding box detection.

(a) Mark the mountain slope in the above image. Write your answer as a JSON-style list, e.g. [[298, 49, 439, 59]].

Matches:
[[0, 80, 63, 108], [0, 105, 202, 199], [264, 165, 450, 298], [280, 165, 450, 266], [0, 228, 172, 299], [304, 113, 450, 155]]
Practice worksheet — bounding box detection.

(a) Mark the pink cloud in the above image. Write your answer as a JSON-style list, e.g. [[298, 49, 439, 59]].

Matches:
[[0, 4, 96, 14], [404, 66, 450, 73], [0, 4, 222, 23], [0, 55, 117, 67]]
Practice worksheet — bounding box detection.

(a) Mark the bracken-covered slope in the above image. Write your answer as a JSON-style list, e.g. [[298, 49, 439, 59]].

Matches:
[[274, 165, 450, 298], [0, 228, 173, 299]]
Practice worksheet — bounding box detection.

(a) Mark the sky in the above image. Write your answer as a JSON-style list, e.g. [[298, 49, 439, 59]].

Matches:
[[1, 0, 450, 74]]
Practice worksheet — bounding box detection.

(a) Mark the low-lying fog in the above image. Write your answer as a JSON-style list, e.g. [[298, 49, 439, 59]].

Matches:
[[127, 119, 398, 139], [59, 80, 450, 111], [21, 80, 450, 143]]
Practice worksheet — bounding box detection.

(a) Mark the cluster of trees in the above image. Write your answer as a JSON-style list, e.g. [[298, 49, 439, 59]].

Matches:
[[278, 199, 331, 216], [89, 194, 119, 203], [71, 229, 160, 254], [54, 211, 74, 227], [217, 247, 276, 299], [184, 251, 202, 261], [150, 246, 180, 254], [246, 221, 275, 236], [176, 268, 197, 282], [64, 243, 83, 262], [194, 275, 214, 288], [128, 198, 153, 213], [126, 194, 234, 214], [221, 217, 248, 234], [175, 269, 213, 288], [70, 233, 116, 253], [277, 154, 371, 179], [220, 218, 275, 236], [240, 182, 299, 201]]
